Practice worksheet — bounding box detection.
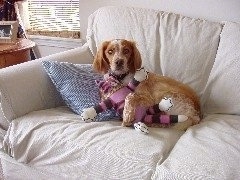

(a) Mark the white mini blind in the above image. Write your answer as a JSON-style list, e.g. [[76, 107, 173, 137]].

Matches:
[[28, 0, 80, 32]]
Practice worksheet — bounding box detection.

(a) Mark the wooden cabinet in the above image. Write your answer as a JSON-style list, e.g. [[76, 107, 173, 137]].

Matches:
[[0, 39, 35, 68]]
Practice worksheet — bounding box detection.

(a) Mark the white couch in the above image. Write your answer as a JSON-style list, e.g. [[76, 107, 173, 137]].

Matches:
[[0, 6, 240, 180]]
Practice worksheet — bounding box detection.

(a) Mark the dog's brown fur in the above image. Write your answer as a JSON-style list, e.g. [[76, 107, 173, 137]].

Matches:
[[93, 39, 201, 131]]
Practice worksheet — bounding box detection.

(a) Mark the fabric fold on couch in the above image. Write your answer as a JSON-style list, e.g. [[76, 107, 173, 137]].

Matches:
[[0, 150, 61, 180]]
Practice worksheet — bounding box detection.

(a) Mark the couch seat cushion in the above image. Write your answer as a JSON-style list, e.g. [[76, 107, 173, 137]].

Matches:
[[3, 106, 184, 179], [152, 114, 240, 179]]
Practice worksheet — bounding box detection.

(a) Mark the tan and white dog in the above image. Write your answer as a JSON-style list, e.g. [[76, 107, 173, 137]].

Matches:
[[81, 39, 201, 133]]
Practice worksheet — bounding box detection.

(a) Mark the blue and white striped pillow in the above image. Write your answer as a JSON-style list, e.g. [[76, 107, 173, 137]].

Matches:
[[42, 61, 119, 121]]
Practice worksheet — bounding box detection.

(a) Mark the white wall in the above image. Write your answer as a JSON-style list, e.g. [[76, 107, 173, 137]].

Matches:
[[79, 0, 240, 39]]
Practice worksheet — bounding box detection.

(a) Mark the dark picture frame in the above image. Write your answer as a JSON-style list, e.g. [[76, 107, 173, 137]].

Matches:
[[0, 21, 18, 43]]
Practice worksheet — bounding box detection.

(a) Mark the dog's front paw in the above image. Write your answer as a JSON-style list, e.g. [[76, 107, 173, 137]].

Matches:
[[134, 122, 149, 134], [159, 97, 174, 112], [81, 107, 97, 123], [134, 67, 148, 82]]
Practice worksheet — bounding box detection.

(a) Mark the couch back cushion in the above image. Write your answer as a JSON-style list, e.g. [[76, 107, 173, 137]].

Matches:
[[87, 6, 222, 97], [203, 22, 240, 115], [159, 12, 222, 96]]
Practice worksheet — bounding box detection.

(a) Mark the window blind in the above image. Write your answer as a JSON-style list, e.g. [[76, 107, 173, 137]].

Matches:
[[28, 0, 79, 32]]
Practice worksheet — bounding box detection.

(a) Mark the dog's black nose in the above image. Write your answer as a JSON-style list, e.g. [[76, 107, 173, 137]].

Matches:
[[116, 59, 124, 67]]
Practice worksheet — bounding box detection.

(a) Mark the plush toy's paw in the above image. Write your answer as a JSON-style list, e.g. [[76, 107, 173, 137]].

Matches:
[[134, 67, 148, 82], [134, 122, 149, 134], [159, 97, 174, 111], [81, 107, 97, 123], [178, 115, 188, 122]]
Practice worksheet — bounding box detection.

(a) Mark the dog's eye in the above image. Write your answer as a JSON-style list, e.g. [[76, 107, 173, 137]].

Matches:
[[123, 49, 130, 54], [108, 50, 114, 55]]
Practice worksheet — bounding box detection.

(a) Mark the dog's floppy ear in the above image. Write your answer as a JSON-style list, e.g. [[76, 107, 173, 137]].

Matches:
[[93, 41, 110, 74], [129, 41, 142, 73]]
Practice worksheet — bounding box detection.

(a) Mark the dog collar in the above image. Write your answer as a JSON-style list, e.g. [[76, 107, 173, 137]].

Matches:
[[109, 72, 129, 81]]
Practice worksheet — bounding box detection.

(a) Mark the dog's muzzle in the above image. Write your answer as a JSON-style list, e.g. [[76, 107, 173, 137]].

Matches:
[[115, 59, 124, 69]]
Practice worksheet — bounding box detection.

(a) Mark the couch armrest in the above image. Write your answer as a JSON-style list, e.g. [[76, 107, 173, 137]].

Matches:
[[0, 43, 93, 127], [36, 43, 93, 63]]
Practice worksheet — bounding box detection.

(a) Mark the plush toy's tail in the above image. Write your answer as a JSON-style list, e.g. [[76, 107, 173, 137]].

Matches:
[[143, 114, 188, 124], [134, 99, 188, 125], [133, 104, 188, 135]]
